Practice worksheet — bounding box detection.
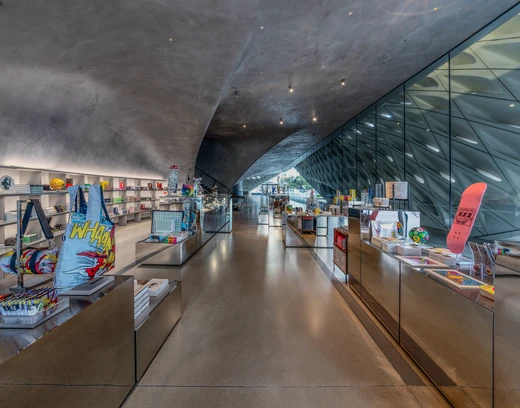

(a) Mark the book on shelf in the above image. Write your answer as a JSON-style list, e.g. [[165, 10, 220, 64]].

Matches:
[[135, 279, 169, 297]]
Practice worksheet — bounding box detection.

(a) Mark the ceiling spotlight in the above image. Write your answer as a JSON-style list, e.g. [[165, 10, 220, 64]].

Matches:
[[260, 26, 264, 30], [279, 117, 284, 125], [168, 38, 173, 42], [510, 103, 515, 107], [349, 11, 353, 15], [322, 65, 325, 69], [243, 124, 247, 128], [313, 116, 318, 122], [433, 7, 438, 11], [235, 90, 240, 97], [341, 79, 346, 86], [288, 85, 294, 93]]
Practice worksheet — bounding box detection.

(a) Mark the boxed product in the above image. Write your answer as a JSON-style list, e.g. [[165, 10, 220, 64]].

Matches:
[[371, 236, 383, 248], [381, 238, 402, 253], [398, 244, 421, 256]]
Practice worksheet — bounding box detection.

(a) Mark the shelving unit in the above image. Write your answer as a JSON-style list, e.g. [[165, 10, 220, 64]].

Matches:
[[0, 166, 166, 275]]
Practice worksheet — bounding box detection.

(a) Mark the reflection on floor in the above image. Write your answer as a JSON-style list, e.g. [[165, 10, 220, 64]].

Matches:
[[123, 197, 450, 408]]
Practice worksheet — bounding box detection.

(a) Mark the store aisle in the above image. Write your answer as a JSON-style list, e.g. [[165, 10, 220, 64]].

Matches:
[[123, 207, 447, 408]]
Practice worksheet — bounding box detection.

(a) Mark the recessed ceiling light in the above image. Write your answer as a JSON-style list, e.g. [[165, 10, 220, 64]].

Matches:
[[279, 117, 284, 125], [260, 26, 264, 30], [381, 113, 392, 119], [341, 79, 346, 85], [396, 122, 400, 125], [426, 128, 431, 132], [510, 103, 515, 107], [168, 38, 173, 41], [414, 175, 425, 184], [288, 85, 294, 92], [426, 144, 440, 152], [405, 152, 413, 158], [349, 11, 353, 15], [322, 65, 325, 69], [243, 124, 247, 128], [433, 7, 438, 11], [313, 116, 318, 122]]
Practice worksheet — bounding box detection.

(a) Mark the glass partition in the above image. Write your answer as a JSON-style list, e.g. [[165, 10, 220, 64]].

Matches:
[[294, 3, 520, 245]]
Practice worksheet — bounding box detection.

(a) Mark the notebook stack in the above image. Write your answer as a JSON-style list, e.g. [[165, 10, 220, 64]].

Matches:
[[134, 284, 150, 319]]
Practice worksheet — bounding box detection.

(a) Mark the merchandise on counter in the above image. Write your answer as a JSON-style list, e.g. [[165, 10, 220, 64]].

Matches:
[[135, 279, 169, 297], [381, 238, 401, 253], [385, 181, 408, 199], [480, 284, 495, 300], [100, 181, 110, 190], [371, 236, 383, 248], [427, 269, 485, 289], [113, 207, 119, 215], [0, 288, 58, 316], [395, 256, 449, 268], [447, 182, 487, 255], [54, 185, 116, 293], [66, 178, 73, 188], [0, 247, 59, 275], [409, 227, 430, 244], [397, 243, 431, 256]]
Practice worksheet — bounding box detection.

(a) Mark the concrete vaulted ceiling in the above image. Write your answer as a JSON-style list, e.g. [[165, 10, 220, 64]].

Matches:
[[0, 0, 517, 184]]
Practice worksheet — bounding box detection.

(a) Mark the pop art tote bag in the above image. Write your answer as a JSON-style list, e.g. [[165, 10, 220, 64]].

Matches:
[[54, 185, 115, 293]]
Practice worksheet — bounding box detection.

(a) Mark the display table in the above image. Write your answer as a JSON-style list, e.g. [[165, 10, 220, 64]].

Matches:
[[0, 275, 135, 408], [284, 213, 347, 249], [136, 205, 230, 266], [347, 208, 494, 408]]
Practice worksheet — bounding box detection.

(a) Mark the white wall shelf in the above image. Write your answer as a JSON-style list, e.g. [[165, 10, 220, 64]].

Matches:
[[0, 166, 167, 278]]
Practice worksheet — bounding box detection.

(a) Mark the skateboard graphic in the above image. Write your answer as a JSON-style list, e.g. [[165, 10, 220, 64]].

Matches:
[[446, 182, 487, 255]]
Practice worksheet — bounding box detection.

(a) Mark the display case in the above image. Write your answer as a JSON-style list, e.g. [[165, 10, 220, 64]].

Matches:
[[0, 275, 135, 408], [136, 195, 231, 266], [347, 207, 495, 408]]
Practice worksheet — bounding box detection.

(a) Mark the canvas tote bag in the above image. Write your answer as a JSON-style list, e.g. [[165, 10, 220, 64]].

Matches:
[[54, 185, 115, 293]]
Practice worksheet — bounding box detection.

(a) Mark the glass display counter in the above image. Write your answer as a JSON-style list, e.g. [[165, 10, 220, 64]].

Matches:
[[347, 207, 494, 408], [136, 195, 231, 266], [0, 275, 135, 407]]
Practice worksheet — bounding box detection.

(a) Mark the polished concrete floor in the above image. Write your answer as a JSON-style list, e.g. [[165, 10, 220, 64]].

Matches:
[[123, 200, 450, 407]]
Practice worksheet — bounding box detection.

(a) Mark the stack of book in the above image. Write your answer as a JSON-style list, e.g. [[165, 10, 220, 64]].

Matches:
[[14, 184, 31, 194], [30, 185, 44, 194], [135, 279, 169, 297], [134, 284, 150, 319]]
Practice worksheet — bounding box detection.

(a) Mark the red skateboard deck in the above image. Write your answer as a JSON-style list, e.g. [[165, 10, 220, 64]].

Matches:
[[447, 182, 487, 255]]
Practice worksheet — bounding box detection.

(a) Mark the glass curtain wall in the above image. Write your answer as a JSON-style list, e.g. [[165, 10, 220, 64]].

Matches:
[[295, 5, 520, 243]]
